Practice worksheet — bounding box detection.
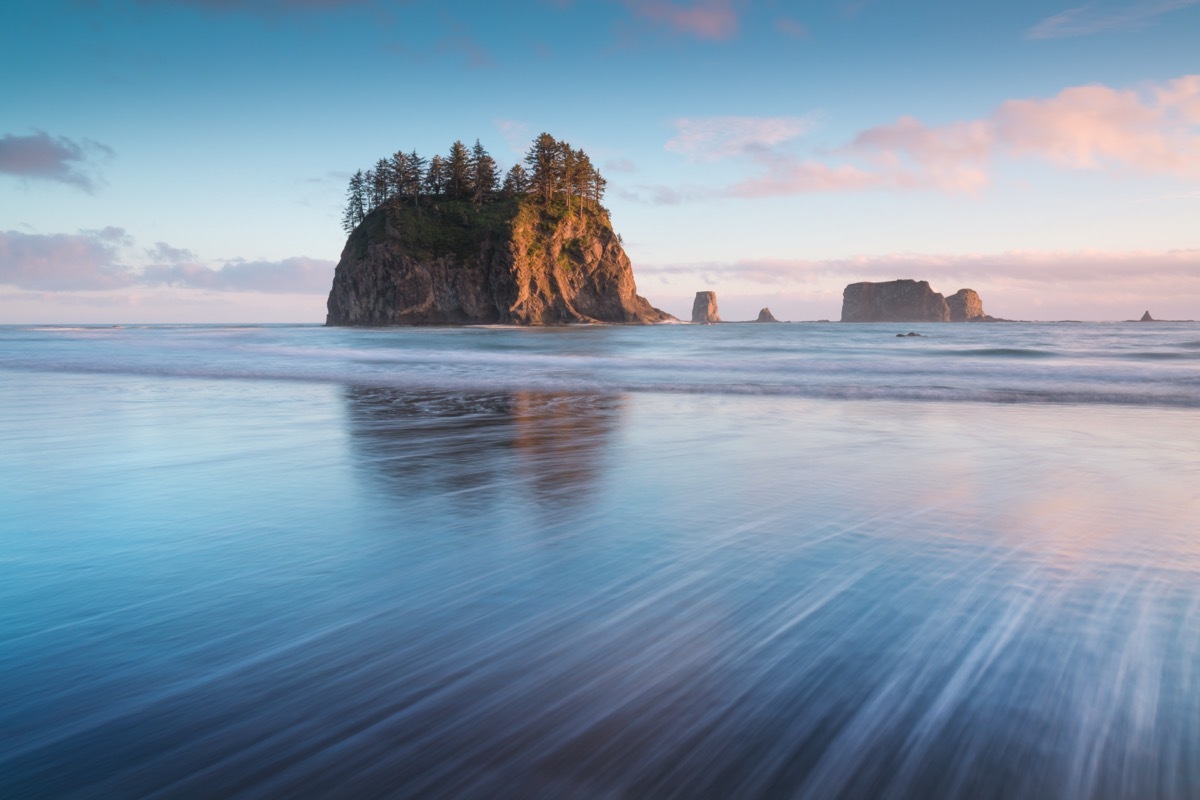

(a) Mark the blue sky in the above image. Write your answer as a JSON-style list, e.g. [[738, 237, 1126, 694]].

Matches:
[[2, 0, 1198, 322]]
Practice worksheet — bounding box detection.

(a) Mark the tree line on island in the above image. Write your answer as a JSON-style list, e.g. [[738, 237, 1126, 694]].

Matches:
[[342, 133, 609, 233]]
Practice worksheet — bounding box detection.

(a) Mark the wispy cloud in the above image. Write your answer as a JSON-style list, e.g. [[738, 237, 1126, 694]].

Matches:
[[774, 16, 809, 39], [665, 116, 813, 161], [1027, 0, 1200, 39], [0, 132, 114, 192], [620, 0, 742, 40], [134, 0, 375, 14], [495, 119, 532, 156], [436, 22, 495, 70], [0, 228, 333, 293]]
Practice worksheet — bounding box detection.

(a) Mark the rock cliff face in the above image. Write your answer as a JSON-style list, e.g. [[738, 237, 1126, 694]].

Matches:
[[326, 198, 672, 325], [841, 280, 950, 322], [691, 291, 720, 323], [755, 307, 779, 323], [841, 280, 989, 322], [947, 289, 985, 322]]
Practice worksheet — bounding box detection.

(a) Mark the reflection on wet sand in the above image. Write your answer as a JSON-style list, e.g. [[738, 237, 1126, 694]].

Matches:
[[342, 388, 622, 509]]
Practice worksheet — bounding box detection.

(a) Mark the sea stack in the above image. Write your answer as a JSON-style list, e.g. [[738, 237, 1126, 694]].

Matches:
[[755, 307, 779, 323], [1140, 311, 1155, 322], [947, 289, 985, 322], [326, 197, 673, 325], [692, 291, 720, 323], [841, 280, 991, 322]]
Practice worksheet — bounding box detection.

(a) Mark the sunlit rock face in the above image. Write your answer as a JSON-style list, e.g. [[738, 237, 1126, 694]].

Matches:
[[841, 280, 950, 322], [948, 289, 985, 322], [326, 198, 673, 326], [692, 291, 720, 323], [841, 280, 991, 323]]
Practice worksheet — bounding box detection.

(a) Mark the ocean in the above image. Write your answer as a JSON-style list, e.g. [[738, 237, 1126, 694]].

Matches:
[[2, 321, 1198, 798]]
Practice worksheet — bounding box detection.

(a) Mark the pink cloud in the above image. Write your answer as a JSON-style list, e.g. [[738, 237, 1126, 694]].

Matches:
[[621, 0, 741, 40], [660, 74, 1200, 201], [0, 228, 132, 290], [993, 82, 1200, 174], [0, 228, 333, 294]]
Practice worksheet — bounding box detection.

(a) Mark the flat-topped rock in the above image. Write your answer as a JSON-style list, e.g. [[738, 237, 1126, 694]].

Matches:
[[842, 280, 992, 322]]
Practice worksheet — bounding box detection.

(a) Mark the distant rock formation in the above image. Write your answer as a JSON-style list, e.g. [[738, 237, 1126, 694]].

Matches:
[[947, 289, 985, 322], [755, 307, 779, 323], [841, 280, 950, 322], [1140, 311, 1155, 322], [841, 280, 992, 322], [326, 197, 673, 326], [692, 291, 720, 323]]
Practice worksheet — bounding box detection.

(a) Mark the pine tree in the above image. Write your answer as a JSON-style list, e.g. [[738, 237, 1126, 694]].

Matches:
[[342, 169, 367, 233], [469, 139, 498, 205], [371, 158, 390, 208], [590, 168, 607, 207], [571, 148, 594, 212], [389, 151, 409, 207], [362, 168, 376, 211], [524, 132, 560, 203], [501, 163, 529, 197], [424, 155, 446, 196], [446, 140, 471, 201], [558, 141, 578, 214], [405, 149, 427, 207]]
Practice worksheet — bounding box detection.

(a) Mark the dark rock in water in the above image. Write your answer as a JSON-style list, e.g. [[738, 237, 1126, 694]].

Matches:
[[896, 332, 923, 337], [326, 197, 674, 326], [1140, 310, 1155, 322], [947, 289, 986, 322], [692, 291, 720, 323], [755, 307, 779, 323], [842, 280, 994, 322]]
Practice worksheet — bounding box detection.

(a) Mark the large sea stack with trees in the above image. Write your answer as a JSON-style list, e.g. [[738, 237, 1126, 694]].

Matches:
[[326, 134, 672, 325]]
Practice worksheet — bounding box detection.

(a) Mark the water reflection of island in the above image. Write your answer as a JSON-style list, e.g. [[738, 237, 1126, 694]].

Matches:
[[342, 387, 623, 510]]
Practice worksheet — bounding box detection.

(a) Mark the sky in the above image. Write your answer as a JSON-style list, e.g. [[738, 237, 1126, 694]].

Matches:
[[1, 0, 1198, 323]]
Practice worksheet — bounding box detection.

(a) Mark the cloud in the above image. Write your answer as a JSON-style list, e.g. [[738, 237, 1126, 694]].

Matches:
[[495, 119, 532, 156], [620, 0, 742, 40], [141, 256, 334, 293], [436, 22, 495, 69], [0, 228, 333, 293], [654, 74, 1200, 201], [665, 116, 813, 161], [774, 16, 809, 38], [604, 158, 637, 173], [0, 228, 133, 290], [1027, 0, 1200, 39], [134, 0, 375, 13], [0, 132, 114, 192]]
